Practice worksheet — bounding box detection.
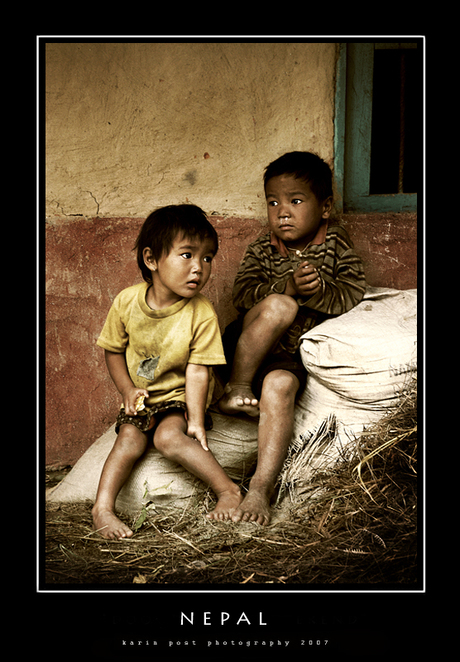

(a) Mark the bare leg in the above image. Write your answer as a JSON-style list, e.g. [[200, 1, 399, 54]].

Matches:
[[92, 424, 149, 539], [153, 412, 242, 521], [231, 369, 299, 525], [218, 294, 298, 417]]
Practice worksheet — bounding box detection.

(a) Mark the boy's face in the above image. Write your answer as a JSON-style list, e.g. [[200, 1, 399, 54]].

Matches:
[[143, 234, 215, 307], [265, 175, 332, 251]]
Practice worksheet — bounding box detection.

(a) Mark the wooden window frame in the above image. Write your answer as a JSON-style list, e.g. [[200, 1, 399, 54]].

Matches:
[[334, 41, 423, 214]]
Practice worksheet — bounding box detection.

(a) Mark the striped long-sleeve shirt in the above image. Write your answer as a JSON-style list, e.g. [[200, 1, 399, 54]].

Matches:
[[232, 221, 366, 354]]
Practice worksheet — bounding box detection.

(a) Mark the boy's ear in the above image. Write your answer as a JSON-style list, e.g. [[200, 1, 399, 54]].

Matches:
[[143, 247, 157, 273], [321, 196, 333, 219]]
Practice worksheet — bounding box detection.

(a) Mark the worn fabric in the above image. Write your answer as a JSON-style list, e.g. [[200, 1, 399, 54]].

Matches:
[[231, 222, 366, 354], [97, 282, 226, 409], [114, 399, 213, 435]]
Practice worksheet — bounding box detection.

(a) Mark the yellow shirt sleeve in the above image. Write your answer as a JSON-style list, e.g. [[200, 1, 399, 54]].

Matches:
[[96, 290, 129, 353], [188, 308, 226, 366]]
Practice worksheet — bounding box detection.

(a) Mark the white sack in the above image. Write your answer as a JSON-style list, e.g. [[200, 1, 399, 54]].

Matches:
[[292, 287, 417, 469], [47, 413, 258, 515]]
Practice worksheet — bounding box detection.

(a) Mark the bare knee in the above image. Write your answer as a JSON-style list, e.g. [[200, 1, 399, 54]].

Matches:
[[114, 424, 148, 460], [153, 428, 175, 458], [260, 369, 300, 405], [247, 294, 298, 330], [153, 424, 187, 461]]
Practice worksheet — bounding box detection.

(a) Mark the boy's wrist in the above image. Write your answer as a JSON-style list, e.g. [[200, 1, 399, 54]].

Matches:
[[120, 383, 137, 399], [186, 412, 206, 428], [283, 276, 298, 297]]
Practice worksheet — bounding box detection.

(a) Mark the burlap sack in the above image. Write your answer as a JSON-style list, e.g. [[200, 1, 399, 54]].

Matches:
[[291, 286, 417, 475], [47, 413, 259, 515]]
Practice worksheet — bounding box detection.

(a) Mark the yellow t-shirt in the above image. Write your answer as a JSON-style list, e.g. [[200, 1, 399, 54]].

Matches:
[[97, 282, 226, 409]]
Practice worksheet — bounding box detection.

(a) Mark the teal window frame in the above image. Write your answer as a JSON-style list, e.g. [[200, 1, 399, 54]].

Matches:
[[334, 42, 421, 214]]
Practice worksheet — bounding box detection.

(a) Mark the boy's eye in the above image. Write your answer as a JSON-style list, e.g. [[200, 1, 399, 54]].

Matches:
[[267, 200, 278, 207], [180, 252, 213, 263], [292, 198, 303, 205]]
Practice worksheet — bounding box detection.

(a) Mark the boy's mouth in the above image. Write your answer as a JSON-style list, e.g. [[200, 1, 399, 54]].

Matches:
[[186, 279, 200, 288]]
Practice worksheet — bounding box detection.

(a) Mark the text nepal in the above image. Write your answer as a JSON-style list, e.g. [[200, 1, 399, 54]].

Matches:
[[180, 612, 267, 626]]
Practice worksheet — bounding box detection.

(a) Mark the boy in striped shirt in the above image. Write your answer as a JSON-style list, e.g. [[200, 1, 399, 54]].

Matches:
[[218, 151, 366, 525]]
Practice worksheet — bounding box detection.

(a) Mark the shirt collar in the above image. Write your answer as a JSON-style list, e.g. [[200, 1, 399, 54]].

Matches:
[[270, 220, 329, 257]]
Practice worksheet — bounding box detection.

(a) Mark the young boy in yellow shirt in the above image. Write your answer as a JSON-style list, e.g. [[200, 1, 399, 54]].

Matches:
[[94, 204, 242, 539]]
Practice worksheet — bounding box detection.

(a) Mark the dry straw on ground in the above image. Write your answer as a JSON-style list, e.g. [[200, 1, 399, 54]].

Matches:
[[44, 379, 418, 587]]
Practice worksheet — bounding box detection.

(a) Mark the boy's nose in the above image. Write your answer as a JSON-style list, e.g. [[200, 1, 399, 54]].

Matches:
[[192, 260, 202, 273], [278, 205, 290, 218]]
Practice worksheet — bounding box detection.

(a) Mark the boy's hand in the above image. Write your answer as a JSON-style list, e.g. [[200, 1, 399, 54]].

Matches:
[[122, 387, 150, 416], [288, 261, 322, 298], [186, 422, 209, 452]]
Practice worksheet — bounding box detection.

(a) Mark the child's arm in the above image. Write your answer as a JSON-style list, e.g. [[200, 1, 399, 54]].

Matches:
[[105, 350, 149, 416], [232, 242, 275, 313], [284, 263, 321, 298], [232, 242, 324, 310], [185, 363, 210, 451], [289, 249, 366, 315], [234, 229, 365, 316]]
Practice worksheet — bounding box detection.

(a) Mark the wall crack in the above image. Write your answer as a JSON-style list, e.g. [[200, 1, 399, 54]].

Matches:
[[84, 190, 100, 215]]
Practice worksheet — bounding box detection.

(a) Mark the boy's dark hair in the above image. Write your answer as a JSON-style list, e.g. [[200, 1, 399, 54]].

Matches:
[[263, 151, 333, 203], [134, 204, 218, 283]]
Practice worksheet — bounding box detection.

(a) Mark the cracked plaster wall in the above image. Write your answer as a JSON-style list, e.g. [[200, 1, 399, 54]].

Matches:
[[45, 42, 417, 467], [46, 42, 336, 219]]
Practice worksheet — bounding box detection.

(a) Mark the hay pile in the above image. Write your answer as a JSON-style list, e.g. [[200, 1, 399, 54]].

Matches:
[[44, 380, 418, 587]]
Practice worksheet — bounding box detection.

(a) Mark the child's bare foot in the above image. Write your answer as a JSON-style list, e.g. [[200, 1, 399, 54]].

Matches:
[[92, 505, 134, 540], [206, 486, 243, 521], [218, 383, 259, 417], [231, 487, 271, 526]]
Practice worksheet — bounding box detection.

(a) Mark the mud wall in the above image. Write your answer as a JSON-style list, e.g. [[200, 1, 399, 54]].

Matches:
[[45, 42, 417, 467], [46, 42, 336, 219]]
